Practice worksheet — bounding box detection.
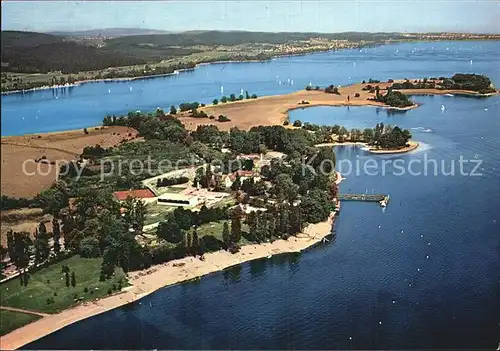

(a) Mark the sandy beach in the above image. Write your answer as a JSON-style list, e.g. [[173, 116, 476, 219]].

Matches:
[[0, 214, 336, 350], [315, 140, 420, 154], [178, 82, 424, 131]]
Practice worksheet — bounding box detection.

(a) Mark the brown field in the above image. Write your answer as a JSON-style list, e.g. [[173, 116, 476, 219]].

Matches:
[[1, 126, 138, 198]]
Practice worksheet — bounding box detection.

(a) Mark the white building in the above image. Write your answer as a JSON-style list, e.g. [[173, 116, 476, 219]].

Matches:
[[157, 193, 199, 207]]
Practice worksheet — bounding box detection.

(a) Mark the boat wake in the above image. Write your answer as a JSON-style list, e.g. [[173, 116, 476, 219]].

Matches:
[[411, 127, 433, 133]]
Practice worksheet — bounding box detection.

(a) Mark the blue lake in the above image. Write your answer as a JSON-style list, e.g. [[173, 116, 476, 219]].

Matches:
[[15, 40, 500, 349], [2, 40, 499, 136]]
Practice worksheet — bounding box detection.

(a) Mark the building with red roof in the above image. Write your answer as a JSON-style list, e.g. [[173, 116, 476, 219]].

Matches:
[[113, 189, 156, 202]]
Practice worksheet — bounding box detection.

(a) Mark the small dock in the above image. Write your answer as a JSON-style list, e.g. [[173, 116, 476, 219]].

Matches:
[[337, 194, 390, 206]]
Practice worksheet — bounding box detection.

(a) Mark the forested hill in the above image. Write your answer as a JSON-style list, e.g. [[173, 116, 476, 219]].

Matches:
[[1, 30, 496, 76], [48, 28, 171, 37], [1, 31, 146, 74], [105, 30, 404, 46], [1, 31, 64, 47], [0, 30, 404, 74]]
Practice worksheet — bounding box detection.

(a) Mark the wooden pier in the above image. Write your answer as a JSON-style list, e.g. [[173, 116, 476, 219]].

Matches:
[[337, 194, 390, 206]]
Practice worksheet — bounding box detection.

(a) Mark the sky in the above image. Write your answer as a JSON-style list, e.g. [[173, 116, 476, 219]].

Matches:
[[1, 0, 499, 34]]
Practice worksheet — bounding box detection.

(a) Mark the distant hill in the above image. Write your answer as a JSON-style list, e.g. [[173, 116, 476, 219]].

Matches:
[[0, 29, 407, 74], [1, 30, 145, 73], [1, 30, 64, 48], [105, 30, 404, 47], [48, 28, 171, 37]]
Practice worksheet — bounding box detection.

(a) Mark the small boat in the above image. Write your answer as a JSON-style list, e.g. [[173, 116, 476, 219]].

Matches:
[[379, 195, 390, 207], [266, 255, 272, 259], [444, 93, 454, 97]]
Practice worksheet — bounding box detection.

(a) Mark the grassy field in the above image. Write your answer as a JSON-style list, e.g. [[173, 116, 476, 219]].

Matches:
[[144, 203, 176, 226], [0, 309, 41, 336], [0, 256, 127, 313]]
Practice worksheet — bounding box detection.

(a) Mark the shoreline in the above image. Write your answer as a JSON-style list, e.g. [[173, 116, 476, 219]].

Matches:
[[1, 46, 357, 96], [0, 213, 337, 350], [315, 140, 420, 154]]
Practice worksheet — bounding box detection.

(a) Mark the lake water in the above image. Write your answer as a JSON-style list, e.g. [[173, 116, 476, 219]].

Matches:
[[2, 40, 499, 136], [20, 41, 500, 349]]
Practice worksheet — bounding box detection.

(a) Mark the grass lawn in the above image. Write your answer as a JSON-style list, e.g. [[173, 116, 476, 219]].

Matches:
[[0, 309, 41, 336], [144, 203, 176, 225], [0, 256, 127, 313]]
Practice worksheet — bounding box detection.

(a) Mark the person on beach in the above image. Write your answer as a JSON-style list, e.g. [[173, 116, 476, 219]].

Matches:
[[347, 95, 350, 102]]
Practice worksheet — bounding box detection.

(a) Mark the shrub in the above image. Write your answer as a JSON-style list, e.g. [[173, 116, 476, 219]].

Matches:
[[354, 93, 360, 97], [218, 115, 231, 122]]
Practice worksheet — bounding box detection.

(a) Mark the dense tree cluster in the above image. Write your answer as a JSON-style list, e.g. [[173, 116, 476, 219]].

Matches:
[[367, 123, 412, 149], [391, 78, 437, 90], [156, 176, 189, 188], [441, 73, 495, 93], [372, 87, 414, 107], [324, 85, 340, 94]]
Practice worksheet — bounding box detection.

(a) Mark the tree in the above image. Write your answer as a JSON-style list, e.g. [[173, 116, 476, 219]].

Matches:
[[222, 222, 231, 248], [12, 232, 31, 272], [290, 205, 303, 235], [231, 207, 243, 243], [52, 217, 61, 256], [6, 230, 15, 263], [267, 214, 276, 241], [246, 211, 259, 242], [79, 236, 101, 258], [256, 212, 268, 242], [293, 120, 302, 127], [171, 207, 193, 230], [186, 232, 192, 255], [300, 189, 331, 224], [212, 99, 218, 105], [192, 230, 200, 256], [71, 271, 76, 287], [272, 174, 298, 202], [34, 222, 50, 264], [65, 271, 70, 287], [157, 221, 183, 244], [245, 90, 250, 99], [169, 106, 177, 115], [229, 94, 236, 102], [231, 176, 242, 191], [278, 204, 290, 238]]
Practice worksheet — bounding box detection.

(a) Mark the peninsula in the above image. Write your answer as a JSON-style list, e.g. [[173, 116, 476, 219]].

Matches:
[[1, 73, 497, 349]]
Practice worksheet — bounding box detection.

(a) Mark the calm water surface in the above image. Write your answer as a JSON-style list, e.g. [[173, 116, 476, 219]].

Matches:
[[22, 41, 500, 349], [1, 40, 499, 136]]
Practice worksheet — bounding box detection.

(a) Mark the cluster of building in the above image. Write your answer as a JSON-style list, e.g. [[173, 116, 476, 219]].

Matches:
[[113, 167, 262, 209]]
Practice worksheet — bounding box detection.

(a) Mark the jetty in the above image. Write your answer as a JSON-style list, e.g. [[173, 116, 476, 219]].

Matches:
[[337, 194, 390, 207]]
